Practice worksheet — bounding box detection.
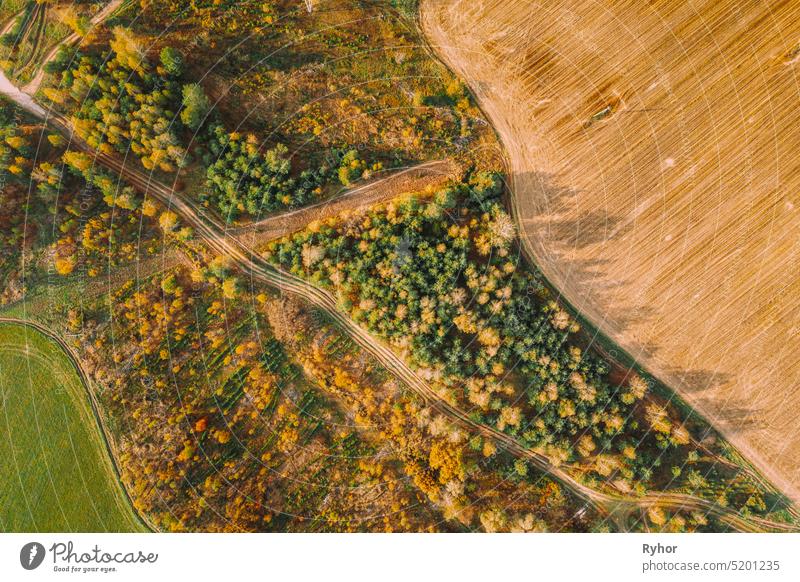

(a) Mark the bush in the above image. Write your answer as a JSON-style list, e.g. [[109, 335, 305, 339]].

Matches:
[[159, 47, 184, 76], [180, 83, 211, 130], [337, 149, 366, 186]]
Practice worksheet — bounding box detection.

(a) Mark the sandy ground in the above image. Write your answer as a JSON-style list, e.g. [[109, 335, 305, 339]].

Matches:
[[422, 0, 800, 501], [0, 68, 45, 116]]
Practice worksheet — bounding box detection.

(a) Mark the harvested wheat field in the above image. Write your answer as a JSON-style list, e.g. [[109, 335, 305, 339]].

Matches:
[[422, 0, 800, 500]]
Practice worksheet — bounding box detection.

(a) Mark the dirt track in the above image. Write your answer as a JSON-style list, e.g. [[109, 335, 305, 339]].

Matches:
[[23, 0, 125, 94], [235, 159, 459, 246], [421, 0, 800, 501], [4, 50, 798, 531]]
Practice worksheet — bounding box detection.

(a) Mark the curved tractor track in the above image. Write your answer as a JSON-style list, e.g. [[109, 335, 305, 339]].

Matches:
[[12, 3, 45, 76], [0, 3, 39, 68], [23, 0, 125, 94]]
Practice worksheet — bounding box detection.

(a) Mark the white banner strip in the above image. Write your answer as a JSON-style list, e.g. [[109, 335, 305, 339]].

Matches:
[[1, 533, 798, 581]]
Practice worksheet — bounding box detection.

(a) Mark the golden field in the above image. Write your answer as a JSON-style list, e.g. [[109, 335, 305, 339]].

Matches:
[[422, 0, 800, 500]]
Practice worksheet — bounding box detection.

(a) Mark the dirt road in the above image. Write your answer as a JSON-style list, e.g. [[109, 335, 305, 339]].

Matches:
[[421, 0, 800, 503], [234, 159, 458, 246], [1, 32, 796, 531]]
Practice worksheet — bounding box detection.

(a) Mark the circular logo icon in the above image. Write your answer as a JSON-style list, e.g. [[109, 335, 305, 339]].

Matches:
[[20, 542, 46, 570]]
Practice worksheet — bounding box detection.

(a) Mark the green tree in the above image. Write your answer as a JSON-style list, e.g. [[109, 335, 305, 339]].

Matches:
[[160, 47, 184, 76], [181, 84, 211, 130], [161, 274, 178, 295], [337, 149, 366, 186]]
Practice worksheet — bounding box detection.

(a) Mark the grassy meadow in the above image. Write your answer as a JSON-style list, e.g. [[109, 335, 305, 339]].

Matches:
[[0, 321, 146, 532]]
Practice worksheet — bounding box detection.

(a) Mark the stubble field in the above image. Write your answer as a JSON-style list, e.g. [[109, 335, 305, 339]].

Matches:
[[421, 0, 800, 501]]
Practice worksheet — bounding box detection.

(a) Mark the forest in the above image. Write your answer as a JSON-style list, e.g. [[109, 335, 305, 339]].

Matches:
[[0, 0, 795, 534], [266, 173, 786, 521], [38, 0, 488, 223]]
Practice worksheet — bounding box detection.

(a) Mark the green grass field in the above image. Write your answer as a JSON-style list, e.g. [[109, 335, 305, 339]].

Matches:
[[0, 321, 147, 532]]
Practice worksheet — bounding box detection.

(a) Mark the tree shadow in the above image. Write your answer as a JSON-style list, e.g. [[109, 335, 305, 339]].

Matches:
[[508, 170, 649, 333], [547, 209, 633, 249], [666, 367, 762, 432], [509, 171, 766, 436], [513, 170, 632, 250]]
